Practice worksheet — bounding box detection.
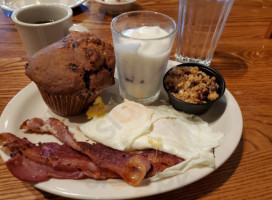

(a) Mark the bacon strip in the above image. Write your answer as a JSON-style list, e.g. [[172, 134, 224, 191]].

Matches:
[[0, 133, 118, 181], [134, 149, 184, 177], [6, 155, 85, 182], [19, 118, 184, 185], [21, 118, 151, 186]]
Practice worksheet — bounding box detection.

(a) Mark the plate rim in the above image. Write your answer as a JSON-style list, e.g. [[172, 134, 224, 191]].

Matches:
[[95, 0, 137, 5], [0, 0, 87, 12]]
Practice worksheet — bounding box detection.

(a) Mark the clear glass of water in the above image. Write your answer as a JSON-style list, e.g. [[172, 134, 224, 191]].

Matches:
[[111, 11, 177, 104], [175, 0, 234, 66]]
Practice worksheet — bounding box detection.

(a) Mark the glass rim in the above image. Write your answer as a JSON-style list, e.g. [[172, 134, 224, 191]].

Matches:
[[110, 10, 177, 41]]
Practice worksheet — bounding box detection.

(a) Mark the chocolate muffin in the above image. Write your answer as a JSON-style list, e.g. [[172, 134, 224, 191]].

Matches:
[[25, 31, 115, 116]]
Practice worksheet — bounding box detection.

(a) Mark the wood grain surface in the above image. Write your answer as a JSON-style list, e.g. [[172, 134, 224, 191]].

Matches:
[[0, 0, 272, 199]]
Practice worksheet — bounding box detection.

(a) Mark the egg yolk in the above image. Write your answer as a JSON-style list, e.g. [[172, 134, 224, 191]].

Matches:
[[86, 96, 106, 119]]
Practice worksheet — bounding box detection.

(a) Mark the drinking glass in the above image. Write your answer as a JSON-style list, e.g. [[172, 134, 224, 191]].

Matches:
[[111, 11, 177, 104], [175, 0, 234, 66]]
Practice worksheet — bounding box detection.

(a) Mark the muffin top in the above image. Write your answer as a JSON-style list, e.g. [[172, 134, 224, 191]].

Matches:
[[25, 31, 115, 95]]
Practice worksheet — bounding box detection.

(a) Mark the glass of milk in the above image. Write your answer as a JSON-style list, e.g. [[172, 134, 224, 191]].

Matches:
[[111, 11, 177, 104]]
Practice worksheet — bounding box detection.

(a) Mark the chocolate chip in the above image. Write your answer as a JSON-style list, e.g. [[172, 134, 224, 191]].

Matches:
[[70, 64, 79, 72], [103, 64, 112, 72], [83, 70, 91, 89], [25, 63, 29, 69]]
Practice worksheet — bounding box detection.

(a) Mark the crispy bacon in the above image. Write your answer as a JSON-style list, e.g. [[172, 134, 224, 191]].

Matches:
[[76, 142, 151, 185], [134, 149, 184, 177], [0, 133, 118, 181], [6, 155, 85, 182], [21, 118, 151, 186], [2, 117, 185, 186]]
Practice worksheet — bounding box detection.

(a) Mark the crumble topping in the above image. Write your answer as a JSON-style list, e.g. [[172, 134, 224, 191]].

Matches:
[[164, 66, 219, 104]]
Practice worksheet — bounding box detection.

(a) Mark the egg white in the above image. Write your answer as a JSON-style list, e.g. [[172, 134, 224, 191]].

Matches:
[[80, 100, 153, 151], [79, 100, 224, 178]]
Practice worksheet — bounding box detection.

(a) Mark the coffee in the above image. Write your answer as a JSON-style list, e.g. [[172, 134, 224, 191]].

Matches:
[[11, 4, 88, 57], [33, 20, 55, 24]]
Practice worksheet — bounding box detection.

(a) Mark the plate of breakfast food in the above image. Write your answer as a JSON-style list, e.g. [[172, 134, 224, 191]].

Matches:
[[0, 32, 243, 199], [0, 0, 87, 12]]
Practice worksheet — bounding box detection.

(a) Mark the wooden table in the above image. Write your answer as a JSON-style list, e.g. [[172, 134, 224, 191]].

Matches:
[[0, 0, 271, 199]]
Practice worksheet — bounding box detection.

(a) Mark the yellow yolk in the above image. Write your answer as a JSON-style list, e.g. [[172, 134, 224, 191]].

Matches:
[[86, 96, 106, 119]]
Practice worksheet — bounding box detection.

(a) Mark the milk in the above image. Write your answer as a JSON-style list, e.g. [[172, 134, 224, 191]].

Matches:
[[114, 26, 174, 103]]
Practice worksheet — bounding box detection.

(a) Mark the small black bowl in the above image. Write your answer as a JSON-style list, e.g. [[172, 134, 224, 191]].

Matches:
[[163, 63, 226, 115]]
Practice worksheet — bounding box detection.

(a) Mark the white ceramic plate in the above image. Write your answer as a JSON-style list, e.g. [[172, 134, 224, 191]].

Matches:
[[0, 60, 243, 199], [0, 0, 87, 12]]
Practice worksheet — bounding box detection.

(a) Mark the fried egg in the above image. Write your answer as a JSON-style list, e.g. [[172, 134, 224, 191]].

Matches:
[[81, 100, 153, 150], [79, 100, 224, 178]]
